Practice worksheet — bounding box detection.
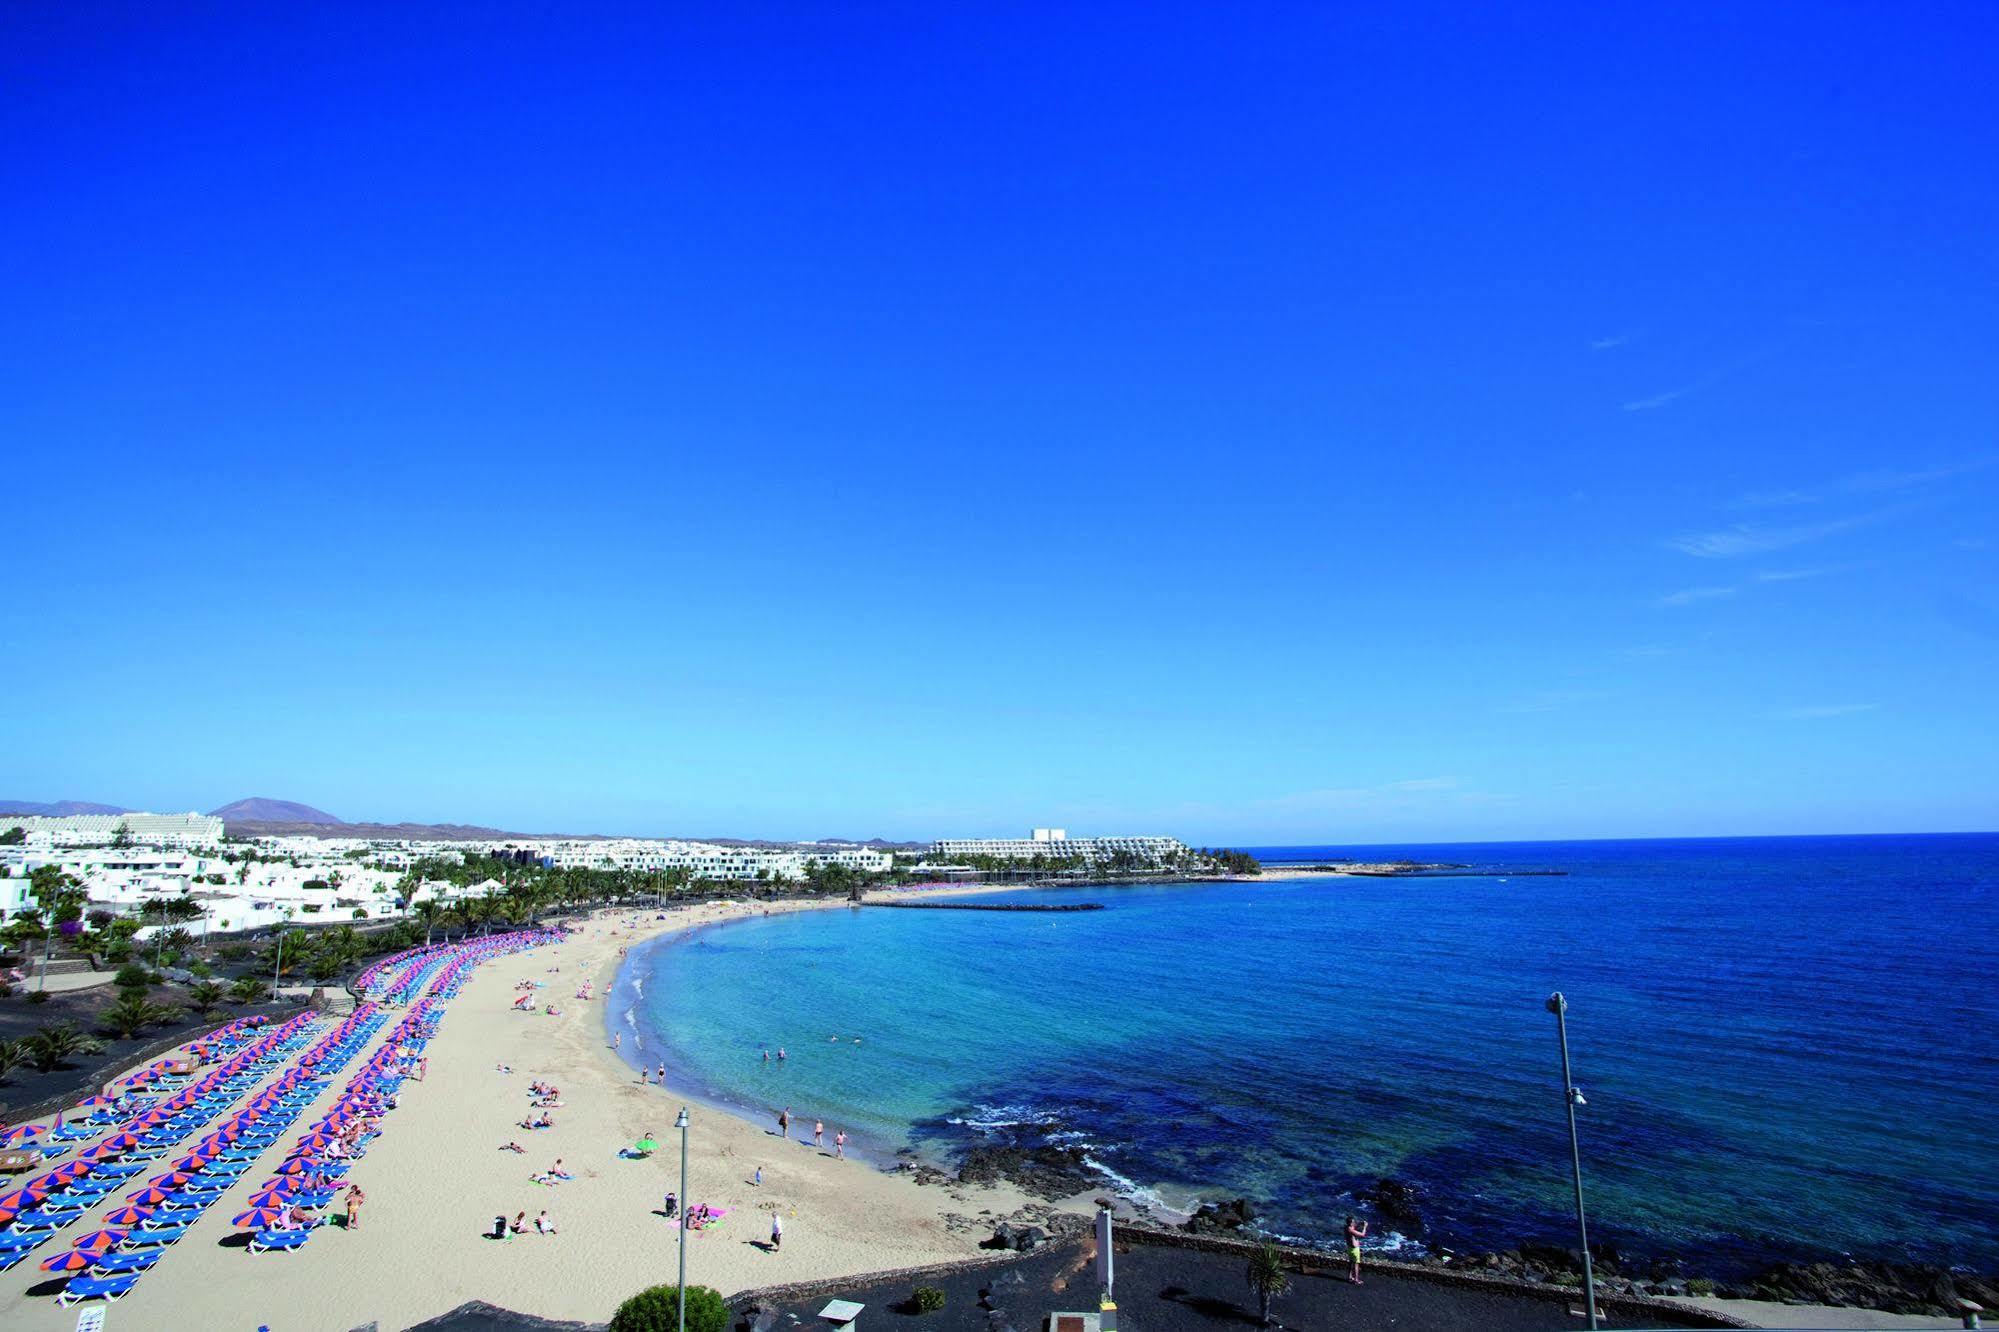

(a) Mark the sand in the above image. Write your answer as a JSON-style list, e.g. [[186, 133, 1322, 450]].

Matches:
[[0, 891, 1082, 1331]]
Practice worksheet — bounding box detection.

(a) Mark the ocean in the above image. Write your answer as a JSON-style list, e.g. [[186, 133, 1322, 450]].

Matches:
[[610, 833, 1999, 1275]]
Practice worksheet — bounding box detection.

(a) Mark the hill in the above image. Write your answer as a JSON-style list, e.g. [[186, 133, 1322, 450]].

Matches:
[[207, 797, 344, 825], [222, 818, 530, 841], [0, 799, 132, 817]]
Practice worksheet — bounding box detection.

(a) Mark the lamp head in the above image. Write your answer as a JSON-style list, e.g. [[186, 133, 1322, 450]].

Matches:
[[1545, 992, 1567, 1016], [674, 1107, 689, 1131]]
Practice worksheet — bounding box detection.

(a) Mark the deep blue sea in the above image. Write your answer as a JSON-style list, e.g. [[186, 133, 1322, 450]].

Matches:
[[611, 834, 1999, 1275]]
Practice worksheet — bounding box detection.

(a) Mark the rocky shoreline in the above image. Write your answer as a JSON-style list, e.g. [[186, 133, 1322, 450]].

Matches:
[[908, 1127, 1998, 1322], [1174, 1179, 1999, 1319]]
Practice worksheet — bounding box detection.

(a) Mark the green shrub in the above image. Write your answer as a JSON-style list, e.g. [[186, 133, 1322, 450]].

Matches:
[[608, 1284, 729, 1332], [1687, 1277, 1716, 1296], [113, 963, 151, 990], [26, 989, 50, 1004], [188, 960, 214, 978], [912, 1285, 947, 1313], [217, 943, 251, 962]]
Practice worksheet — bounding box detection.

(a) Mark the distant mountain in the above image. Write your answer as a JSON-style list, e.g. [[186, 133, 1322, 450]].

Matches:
[[0, 799, 132, 817], [223, 818, 536, 841], [208, 797, 344, 825]]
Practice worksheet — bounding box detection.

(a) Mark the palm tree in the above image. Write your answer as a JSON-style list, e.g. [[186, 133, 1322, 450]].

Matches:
[[187, 980, 226, 1018], [24, 1022, 103, 1072], [101, 993, 181, 1041], [1246, 1241, 1290, 1326], [229, 975, 268, 1004], [409, 900, 441, 947], [0, 1037, 27, 1084]]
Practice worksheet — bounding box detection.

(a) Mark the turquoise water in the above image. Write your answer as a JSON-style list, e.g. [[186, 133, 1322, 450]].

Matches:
[[611, 834, 1999, 1274]]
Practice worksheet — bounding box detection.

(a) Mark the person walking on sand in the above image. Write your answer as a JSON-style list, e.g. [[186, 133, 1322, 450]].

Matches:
[[1346, 1214, 1368, 1284], [345, 1184, 366, 1231], [656, 1062, 665, 1083], [835, 1129, 846, 1159], [771, 1211, 782, 1251], [813, 1120, 824, 1148], [778, 1107, 791, 1138]]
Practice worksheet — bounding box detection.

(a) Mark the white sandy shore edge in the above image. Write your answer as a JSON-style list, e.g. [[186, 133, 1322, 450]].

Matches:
[[0, 889, 1089, 1332]]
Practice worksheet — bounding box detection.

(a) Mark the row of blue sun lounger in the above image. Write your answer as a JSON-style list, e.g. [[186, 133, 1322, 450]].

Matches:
[[10, 950, 455, 1305], [0, 1023, 326, 1304]]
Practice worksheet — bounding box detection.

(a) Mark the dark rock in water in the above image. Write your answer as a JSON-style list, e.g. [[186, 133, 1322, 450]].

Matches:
[[1516, 1242, 1584, 1275], [1743, 1260, 1999, 1316], [1182, 1197, 1256, 1235], [956, 1144, 1097, 1200], [1362, 1177, 1425, 1233]]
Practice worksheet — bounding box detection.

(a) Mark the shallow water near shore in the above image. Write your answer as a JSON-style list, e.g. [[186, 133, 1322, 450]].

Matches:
[[614, 833, 1999, 1276]]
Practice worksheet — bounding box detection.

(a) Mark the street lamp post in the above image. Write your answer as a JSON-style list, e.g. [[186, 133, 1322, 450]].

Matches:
[[676, 1105, 690, 1332], [1545, 992, 1598, 1329]]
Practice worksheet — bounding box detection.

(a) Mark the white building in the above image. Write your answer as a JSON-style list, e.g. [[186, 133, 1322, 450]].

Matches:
[[931, 831, 1190, 864], [0, 812, 224, 849], [521, 838, 891, 882]]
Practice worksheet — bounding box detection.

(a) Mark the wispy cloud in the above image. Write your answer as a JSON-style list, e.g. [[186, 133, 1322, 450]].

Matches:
[[1622, 346, 1773, 412], [1770, 703, 1880, 720], [1591, 331, 1638, 352], [1753, 567, 1828, 583], [1656, 585, 1738, 607], [1734, 459, 1993, 509], [1382, 777, 1458, 792], [1667, 508, 1901, 558], [1623, 386, 1693, 412]]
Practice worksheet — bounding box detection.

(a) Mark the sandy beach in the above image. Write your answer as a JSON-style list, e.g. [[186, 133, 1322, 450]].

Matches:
[[0, 892, 1089, 1331]]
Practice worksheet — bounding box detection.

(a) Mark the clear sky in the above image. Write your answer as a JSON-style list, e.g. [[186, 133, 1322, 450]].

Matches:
[[3, 4, 1994, 843]]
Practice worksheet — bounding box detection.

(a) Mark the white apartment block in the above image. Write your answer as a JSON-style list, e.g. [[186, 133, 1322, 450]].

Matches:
[[0, 811, 224, 849], [521, 838, 892, 882], [931, 831, 1191, 864]]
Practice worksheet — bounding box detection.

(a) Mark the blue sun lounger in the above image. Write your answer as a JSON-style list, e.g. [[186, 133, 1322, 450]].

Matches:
[[248, 1228, 312, 1253], [11, 1207, 85, 1230], [0, 1231, 46, 1254], [90, 1250, 162, 1275], [58, 1272, 142, 1305], [121, 1224, 191, 1247]]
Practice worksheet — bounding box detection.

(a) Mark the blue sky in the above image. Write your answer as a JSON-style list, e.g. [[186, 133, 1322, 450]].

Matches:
[[3, 4, 1994, 843]]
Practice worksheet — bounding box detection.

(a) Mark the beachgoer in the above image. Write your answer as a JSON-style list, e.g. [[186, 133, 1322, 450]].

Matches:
[[663, 1191, 677, 1218], [1346, 1214, 1368, 1284], [835, 1129, 846, 1159], [761, 1046, 769, 1062], [536, 1209, 557, 1234], [512, 1210, 527, 1234], [771, 1212, 782, 1250], [753, 1165, 763, 1186], [614, 1032, 622, 1050], [503, 1141, 525, 1154], [814, 1120, 824, 1148], [656, 1062, 665, 1083], [778, 1107, 790, 1138], [345, 1184, 366, 1231], [777, 1047, 786, 1061]]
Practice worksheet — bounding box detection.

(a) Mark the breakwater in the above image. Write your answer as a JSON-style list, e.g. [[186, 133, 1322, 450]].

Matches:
[[865, 901, 1105, 912]]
